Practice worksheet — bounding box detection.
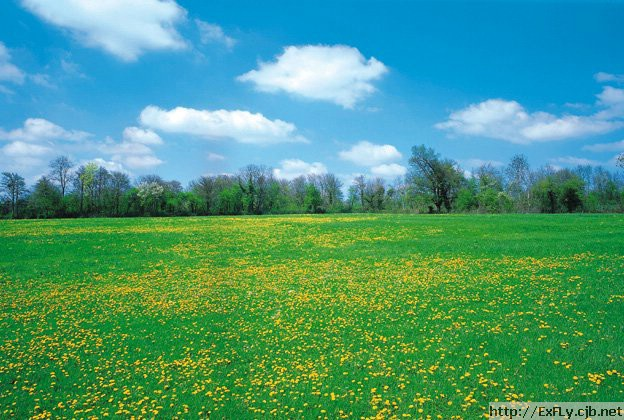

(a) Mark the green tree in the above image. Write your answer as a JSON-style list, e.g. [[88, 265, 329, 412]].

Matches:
[[28, 177, 61, 218], [408, 145, 464, 212], [304, 184, 322, 213]]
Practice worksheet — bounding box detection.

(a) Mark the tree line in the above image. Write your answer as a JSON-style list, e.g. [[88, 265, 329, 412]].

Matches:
[[2, 147, 624, 219]]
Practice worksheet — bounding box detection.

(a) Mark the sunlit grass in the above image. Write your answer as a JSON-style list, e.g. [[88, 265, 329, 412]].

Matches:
[[0, 214, 623, 418]]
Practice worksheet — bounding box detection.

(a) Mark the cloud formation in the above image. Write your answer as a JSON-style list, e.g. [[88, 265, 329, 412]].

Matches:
[[238, 45, 388, 108], [595, 72, 624, 84], [0, 118, 90, 172], [273, 159, 327, 180], [583, 139, 624, 152], [370, 163, 407, 178], [20, 0, 187, 61], [0, 42, 25, 85], [139, 105, 307, 144], [123, 127, 163, 145], [195, 19, 236, 49], [99, 127, 164, 169], [0, 118, 90, 142], [338, 141, 402, 166], [436, 86, 624, 144]]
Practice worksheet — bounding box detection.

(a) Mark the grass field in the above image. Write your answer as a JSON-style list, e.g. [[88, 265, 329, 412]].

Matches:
[[1, 214, 623, 419]]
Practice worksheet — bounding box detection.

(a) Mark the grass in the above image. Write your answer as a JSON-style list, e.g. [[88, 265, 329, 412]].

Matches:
[[0, 214, 623, 418]]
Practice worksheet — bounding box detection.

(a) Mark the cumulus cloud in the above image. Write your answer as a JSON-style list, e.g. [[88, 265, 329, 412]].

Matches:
[[583, 139, 624, 152], [123, 127, 163, 145], [88, 158, 128, 174], [139, 105, 307, 144], [238, 45, 388, 109], [20, 0, 187, 61], [0, 42, 25, 84], [273, 159, 327, 180], [99, 128, 164, 170], [0, 119, 75, 171], [436, 85, 624, 144], [370, 163, 407, 178], [0, 118, 91, 142], [3, 140, 52, 158], [338, 141, 402, 166], [595, 72, 624, 84], [195, 19, 236, 48]]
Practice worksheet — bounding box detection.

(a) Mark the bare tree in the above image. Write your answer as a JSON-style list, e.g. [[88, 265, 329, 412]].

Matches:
[[48, 156, 74, 197], [1, 172, 27, 218], [353, 175, 366, 209], [318, 173, 343, 210], [505, 154, 531, 199], [110, 171, 130, 216]]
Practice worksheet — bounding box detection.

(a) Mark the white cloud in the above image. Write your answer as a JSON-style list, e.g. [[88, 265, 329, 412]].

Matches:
[[238, 45, 388, 109], [20, 0, 187, 61], [338, 141, 402, 166], [0, 42, 25, 84], [122, 154, 164, 169], [550, 156, 602, 167], [583, 139, 624, 152], [207, 152, 225, 161], [0, 118, 90, 142], [273, 159, 327, 180], [436, 84, 624, 144], [100, 133, 163, 170], [123, 126, 163, 145], [0, 140, 54, 172], [88, 158, 128, 174], [0, 118, 92, 173], [195, 19, 236, 48], [595, 72, 624, 84], [139, 105, 307, 144], [370, 163, 407, 178], [3, 140, 52, 157]]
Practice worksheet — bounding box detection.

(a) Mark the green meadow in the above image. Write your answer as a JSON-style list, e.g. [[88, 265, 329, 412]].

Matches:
[[0, 214, 623, 419]]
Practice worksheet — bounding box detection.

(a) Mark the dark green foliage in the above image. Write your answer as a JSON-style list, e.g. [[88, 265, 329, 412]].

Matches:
[[2, 149, 624, 219]]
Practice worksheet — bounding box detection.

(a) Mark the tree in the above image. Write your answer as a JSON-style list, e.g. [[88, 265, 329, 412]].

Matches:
[[74, 163, 98, 215], [1, 172, 27, 218], [617, 154, 623, 169], [28, 177, 61, 218], [304, 184, 322, 213], [353, 175, 366, 210], [110, 171, 130, 216], [48, 156, 74, 197], [560, 178, 584, 213], [408, 145, 463, 212], [137, 182, 164, 215], [318, 173, 343, 211], [363, 178, 385, 211], [190, 176, 217, 214], [238, 165, 273, 214]]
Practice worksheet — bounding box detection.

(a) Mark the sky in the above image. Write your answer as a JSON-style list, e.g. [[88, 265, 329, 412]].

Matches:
[[1, 0, 624, 186]]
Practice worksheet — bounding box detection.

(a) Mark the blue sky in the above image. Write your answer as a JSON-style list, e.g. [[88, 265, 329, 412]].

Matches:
[[1, 0, 624, 185]]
